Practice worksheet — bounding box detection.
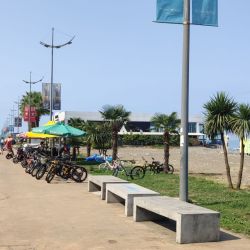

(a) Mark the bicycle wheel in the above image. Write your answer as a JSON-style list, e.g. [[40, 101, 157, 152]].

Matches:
[[167, 164, 174, 174], [71, 167, 88, 182], [6, 153, 13, 159], [25, 163, 33, 174], [31, 163, 41, 177], [21, 159, 27, 168], [12, 156, 19, 164], [98, 163, 108, 171], [130, 166, 145, 180], [46, 168, 56, 183], [112, 167, 119, 177], [36, 165, 47, 180]]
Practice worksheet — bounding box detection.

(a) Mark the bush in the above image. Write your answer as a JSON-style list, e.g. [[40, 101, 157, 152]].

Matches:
[[119, 134, 180, 146]]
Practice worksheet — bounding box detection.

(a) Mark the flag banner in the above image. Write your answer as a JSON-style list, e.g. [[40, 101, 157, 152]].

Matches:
[[23, 106, 37, 122], [30, 107, 37, 122], [53, 83, 61, 110], [42, 83, 50, 109], [156, 0, 183, 24], [192, 0, 218, 26], [14, 117, 22, 127], [23, 106, 29, 121]]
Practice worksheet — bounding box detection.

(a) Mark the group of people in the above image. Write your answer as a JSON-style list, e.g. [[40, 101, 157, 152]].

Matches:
[[0, 135, 14, 155]]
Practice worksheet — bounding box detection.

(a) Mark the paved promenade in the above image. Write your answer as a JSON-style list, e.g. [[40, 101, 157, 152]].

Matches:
[[0, 155, 249, 250]]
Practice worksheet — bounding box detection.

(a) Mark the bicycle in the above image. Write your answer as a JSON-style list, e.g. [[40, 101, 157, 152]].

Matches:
[[142, 157, 174, 174], [112, 159, 145, 180], [98, 157, 119, 171], [45, 157, 88, 183]]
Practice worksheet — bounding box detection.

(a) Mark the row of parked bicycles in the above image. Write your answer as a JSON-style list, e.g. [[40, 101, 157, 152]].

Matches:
[[5, 145, 88, 183], [98, 156, 174, 180]]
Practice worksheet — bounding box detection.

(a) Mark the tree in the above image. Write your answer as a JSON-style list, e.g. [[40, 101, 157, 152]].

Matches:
[[231, 104, 250, 189], [20, 91, 49, 129], [203, 92, 237, 189], [93, 122, 112, 155], [99, 105, 131, 160], [68, 118, 95, 157], [151, 112, 180, 173], [68, 118, 112, 157]]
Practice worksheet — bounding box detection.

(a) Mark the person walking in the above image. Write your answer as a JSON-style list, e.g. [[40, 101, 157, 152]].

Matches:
[[4, 135, 14, 156], [0, 137, 4, 154]]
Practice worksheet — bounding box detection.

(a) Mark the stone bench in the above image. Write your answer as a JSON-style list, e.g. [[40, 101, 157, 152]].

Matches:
[[106, 183, 160, 216], [133, 196, 220, 244], [88, 175, 128, 200]]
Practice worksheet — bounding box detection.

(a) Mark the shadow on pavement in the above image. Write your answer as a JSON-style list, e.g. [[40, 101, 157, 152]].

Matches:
[[219, 231, 240, 241]]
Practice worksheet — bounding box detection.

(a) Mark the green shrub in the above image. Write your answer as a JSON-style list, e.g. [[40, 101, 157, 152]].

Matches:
[[119, 134, 179, 146]]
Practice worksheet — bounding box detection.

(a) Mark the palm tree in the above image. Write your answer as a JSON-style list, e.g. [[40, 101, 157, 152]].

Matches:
[[151, 112, 180, 173], [94, 122, 112, 156], [99, 105, 131, 160], [20, 91, 49, 130], [203, 92, 237, 189], [68, 118, 94, 157], [231, 104, 250, 189]]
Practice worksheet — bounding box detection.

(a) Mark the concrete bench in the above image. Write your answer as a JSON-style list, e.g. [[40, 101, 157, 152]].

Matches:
[[133, 196, 220, 244], [88, 175, 128, 200], [106, 183, 160, 216]]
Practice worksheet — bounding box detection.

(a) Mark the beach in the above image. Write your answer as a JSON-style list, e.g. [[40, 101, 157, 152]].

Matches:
[[89, 146, 250, 189]]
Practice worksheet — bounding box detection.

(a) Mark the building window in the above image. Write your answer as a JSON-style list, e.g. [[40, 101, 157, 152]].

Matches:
[[199, 124, 204, 133], [188, 122, 196, 133]]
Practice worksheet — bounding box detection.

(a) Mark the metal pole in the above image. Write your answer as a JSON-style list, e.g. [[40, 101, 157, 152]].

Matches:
[[16, 98, 20, 134], [180, 0, 190, 202], [50, 27, 54, 121], [29, 71, 32, 131]]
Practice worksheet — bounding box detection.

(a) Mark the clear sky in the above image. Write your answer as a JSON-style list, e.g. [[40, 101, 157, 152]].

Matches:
[[1, 0, 250, 132]]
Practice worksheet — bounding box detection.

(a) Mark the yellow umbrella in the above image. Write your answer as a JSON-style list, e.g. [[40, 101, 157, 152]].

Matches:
[[43, 120, 57, 126], [25, 131, 58, 139]]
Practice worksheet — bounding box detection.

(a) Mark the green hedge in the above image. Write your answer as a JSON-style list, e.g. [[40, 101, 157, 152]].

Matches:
[[119, 134, 180, 146]]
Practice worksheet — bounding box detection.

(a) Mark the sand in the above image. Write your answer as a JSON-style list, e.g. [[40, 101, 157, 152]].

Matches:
[[89, 146, 250, 189]]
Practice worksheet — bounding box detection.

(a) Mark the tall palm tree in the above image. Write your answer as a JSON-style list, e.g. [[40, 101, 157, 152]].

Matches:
[[151, 112, 180, 173], [99, 105, 131, 160], [203, 92, 237, 189], [231, 104, 250, 189], [20, 91, 49, 130]]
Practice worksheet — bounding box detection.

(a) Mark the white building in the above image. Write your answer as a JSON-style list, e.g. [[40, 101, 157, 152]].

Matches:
[[54, 111, 205, 138]]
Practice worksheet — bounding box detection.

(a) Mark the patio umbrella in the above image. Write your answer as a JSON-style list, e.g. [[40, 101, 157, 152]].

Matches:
[[32, 122, 85, 137], [26, 131, 58, 139], [17, 132, 58, 139]]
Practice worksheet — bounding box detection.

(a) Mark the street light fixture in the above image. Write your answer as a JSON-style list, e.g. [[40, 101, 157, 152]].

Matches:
[[23, 72, 44, 131], [40, 27, 75, 121]]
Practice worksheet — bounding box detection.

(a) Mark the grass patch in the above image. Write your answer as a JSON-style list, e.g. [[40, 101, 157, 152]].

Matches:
[[84, 164, 250, 237]]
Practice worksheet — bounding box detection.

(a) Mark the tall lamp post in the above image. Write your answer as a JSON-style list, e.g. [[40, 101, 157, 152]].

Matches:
[[14, 98, 21, 134], [40, 27, 74, 121], [10, 105, 16, 135], [23, 72, 43, 131]]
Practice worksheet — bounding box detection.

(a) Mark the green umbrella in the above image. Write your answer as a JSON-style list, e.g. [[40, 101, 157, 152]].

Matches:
[[32, 122, 85, 137]]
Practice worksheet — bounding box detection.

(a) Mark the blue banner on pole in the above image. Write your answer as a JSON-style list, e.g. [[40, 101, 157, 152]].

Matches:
[[156, 0, 183, 24], [192, 0, 218, 26]]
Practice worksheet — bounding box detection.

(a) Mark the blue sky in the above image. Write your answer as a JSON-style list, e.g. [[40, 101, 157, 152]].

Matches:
[[1, 0, 250, 132]]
